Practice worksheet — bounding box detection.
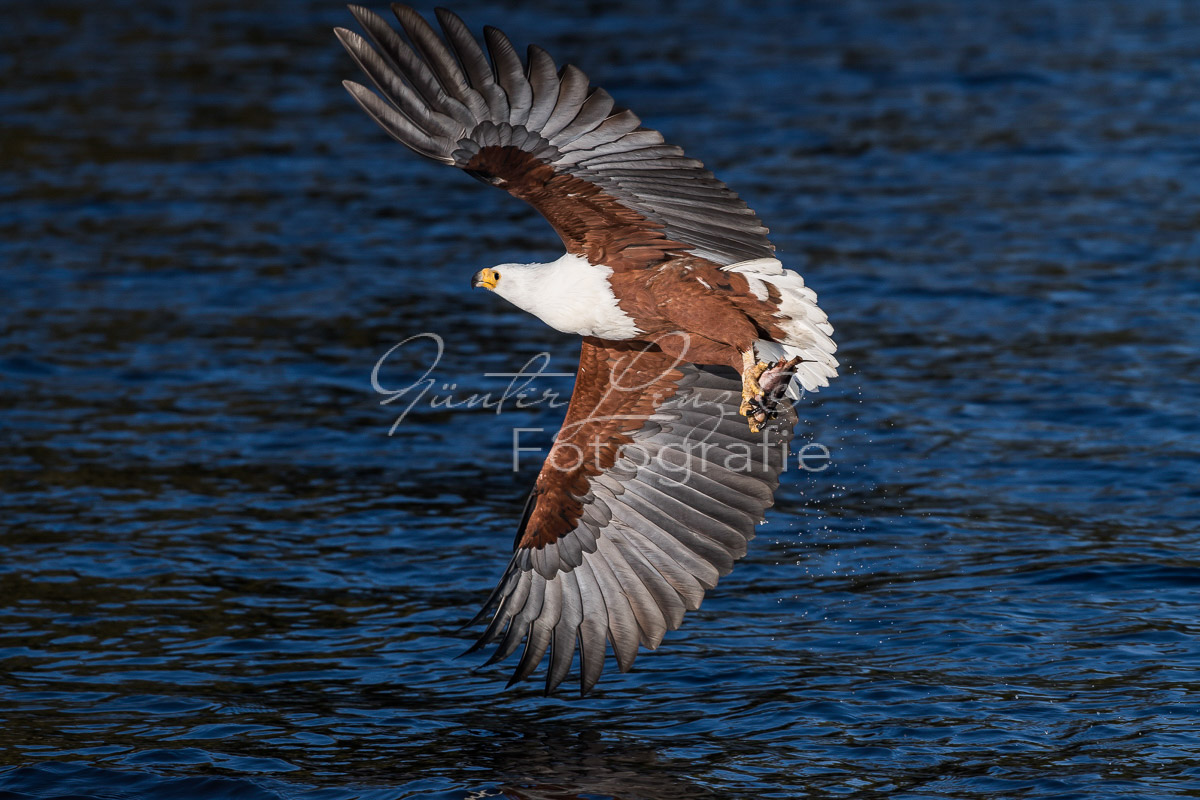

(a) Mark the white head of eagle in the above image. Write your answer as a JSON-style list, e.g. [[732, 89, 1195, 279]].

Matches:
[[471, 253, 643, 341]]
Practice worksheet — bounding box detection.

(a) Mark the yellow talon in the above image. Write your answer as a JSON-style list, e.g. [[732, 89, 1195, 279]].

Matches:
[[739, 351, 771, 432]]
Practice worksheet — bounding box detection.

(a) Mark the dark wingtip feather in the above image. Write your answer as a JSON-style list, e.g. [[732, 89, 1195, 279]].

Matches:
[[454, 640, 481, 659], [459, 621, 497, 656], [458, 599, 497, 633], [484, 622, 528, 667], [347, 4, 385, 32]]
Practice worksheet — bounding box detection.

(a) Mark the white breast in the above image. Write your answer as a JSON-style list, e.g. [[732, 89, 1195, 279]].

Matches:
[[492, 253, 643, 340]]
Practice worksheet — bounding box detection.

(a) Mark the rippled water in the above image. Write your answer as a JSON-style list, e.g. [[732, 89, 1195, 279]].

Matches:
[[3, 1, 1199, 798]]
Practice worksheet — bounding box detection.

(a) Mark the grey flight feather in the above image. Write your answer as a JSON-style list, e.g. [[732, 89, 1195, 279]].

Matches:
[[337, 4, 775, 265], [468, 364, 799, 695]]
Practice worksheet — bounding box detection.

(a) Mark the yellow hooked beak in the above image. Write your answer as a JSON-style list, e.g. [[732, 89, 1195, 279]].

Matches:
[[471, 268, 500, 290]]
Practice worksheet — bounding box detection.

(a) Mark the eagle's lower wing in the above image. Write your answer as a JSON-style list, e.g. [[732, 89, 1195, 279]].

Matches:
[[466, 338, 796, 695], [336, 5, 774, 268]]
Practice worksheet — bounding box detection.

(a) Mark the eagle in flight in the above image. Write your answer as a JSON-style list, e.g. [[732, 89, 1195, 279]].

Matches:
[[336, 5, 838, 695]]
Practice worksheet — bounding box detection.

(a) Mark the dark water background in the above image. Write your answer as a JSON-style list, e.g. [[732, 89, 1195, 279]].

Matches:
[[3, 1, 1200, 797]]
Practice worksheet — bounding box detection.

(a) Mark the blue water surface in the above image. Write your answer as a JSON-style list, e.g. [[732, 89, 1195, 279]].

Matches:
[[2, 1, 1199, 798]]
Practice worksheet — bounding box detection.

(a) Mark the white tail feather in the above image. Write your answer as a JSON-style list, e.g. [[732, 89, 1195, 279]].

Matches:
[[727, 258, 838, 398], [750, 273, 839, 398], [723, 257, 785, 276]]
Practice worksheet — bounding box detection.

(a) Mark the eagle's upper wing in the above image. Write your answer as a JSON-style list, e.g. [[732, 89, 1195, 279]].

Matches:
[[336, 5, 774, 269], [465, 338, 796, 695]]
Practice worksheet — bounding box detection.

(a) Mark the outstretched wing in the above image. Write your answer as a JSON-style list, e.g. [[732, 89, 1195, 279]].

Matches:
[[465, 338, 796, 695], [336, 5, 774, 268]]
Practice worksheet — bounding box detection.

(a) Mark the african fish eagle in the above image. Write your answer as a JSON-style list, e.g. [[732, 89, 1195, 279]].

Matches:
[[336, 4, 838, 695]]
